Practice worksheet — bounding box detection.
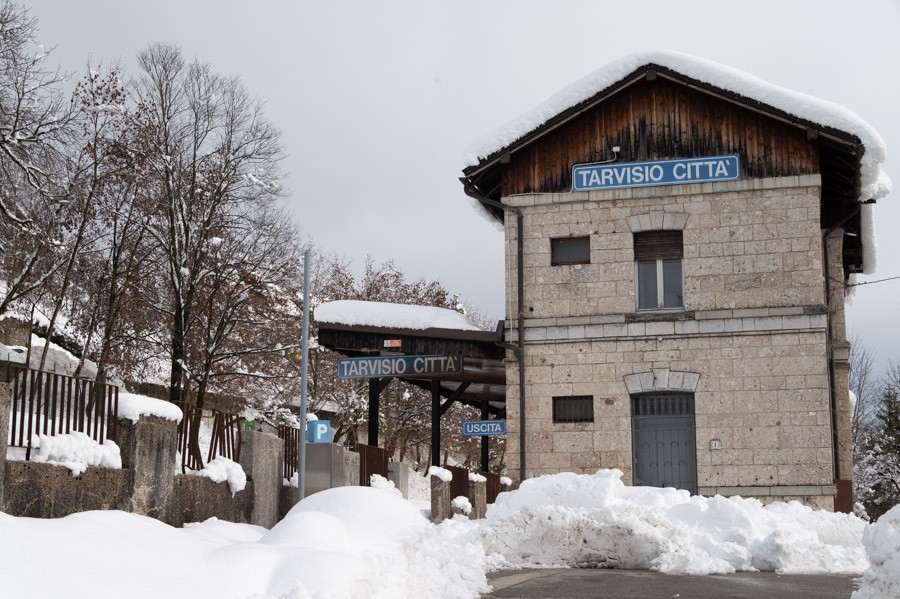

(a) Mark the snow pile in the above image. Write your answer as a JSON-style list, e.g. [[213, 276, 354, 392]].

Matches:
[[118, 392, 183, 423], [370, 473, 403, 497], [458, 469, 867, 575], [428, 465, 453, 482], [315, 299, 480, 331], [187, 456, 247, 496], [25, 431, 121, 475], [852, 505, 900, 599], [0, 469, 876, 598], [452, 496, 473, 515], [0, 335, 98, 378]]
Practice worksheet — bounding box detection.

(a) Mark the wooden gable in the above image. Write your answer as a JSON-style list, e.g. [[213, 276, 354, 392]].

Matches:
[[501, 77, 820, 197], [462, 63, 866, 274]]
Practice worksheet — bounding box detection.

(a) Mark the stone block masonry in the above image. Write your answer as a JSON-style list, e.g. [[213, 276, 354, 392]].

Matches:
[[501, 175, 848, 509]]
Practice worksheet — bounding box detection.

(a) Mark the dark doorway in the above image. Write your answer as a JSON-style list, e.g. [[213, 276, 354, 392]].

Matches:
[[631, 393, 697, 494]]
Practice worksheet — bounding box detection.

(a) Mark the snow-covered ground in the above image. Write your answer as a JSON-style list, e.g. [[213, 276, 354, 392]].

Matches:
[[2, 468, 896, 599]]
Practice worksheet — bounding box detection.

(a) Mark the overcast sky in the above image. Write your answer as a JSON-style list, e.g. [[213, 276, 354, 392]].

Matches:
[[25, 0, 900, 374]]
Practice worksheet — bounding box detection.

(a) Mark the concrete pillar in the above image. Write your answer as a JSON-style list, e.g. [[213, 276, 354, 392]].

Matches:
[[0, 383, 8, 512], [430, 473, 451, 523], [388, 461, 410, 498], [118, 415, 178, 522], [239, 430, 284, 528], [469, 477, 487, 519]]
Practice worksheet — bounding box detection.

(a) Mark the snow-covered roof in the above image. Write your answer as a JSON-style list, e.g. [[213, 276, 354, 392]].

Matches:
[[463, 49, 891, 274], [464, 50, 889, 202], [315, 300, 480, 332]]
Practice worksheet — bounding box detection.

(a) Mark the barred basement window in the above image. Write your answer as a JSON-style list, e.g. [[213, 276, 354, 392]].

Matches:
[[551, 236, 590, 265], [552, 395, 594, 423], [634, 230, 683, 309]]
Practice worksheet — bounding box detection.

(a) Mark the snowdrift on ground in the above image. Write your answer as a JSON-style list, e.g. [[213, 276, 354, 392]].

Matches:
[[444, 469, 868, 575], [852, 504, 900, 599]]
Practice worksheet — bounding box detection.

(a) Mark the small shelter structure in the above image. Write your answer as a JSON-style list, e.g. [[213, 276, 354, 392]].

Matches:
[[315, 300, 505, 471]]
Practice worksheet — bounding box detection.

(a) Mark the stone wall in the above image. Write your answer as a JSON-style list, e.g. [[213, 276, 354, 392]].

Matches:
[[1, 401, 302, 526], [502, 175, 846, 508], [4, 460, 133, 518], [169, 475, 253, 528]]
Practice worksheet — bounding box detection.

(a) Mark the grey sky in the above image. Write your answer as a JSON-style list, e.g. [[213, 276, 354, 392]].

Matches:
[[25, 0, 900, 373]]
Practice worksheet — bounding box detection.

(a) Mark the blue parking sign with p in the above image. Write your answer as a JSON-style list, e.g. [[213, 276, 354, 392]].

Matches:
[[307, 420, 331, 443]]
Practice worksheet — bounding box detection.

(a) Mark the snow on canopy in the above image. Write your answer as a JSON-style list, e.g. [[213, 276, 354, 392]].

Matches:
[[464, 49, 891, 274], [315, 300, 480, 331]]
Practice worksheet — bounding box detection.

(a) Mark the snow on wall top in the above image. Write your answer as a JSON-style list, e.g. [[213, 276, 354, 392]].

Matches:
[[315, 300, 480, 332], [463, 49, 891, 273]]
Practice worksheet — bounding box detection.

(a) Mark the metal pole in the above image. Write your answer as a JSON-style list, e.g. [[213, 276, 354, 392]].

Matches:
[[298, 249, 311, 501]]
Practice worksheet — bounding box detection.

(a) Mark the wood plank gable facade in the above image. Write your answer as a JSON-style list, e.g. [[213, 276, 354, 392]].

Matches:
[[501, 77, 820, 197]]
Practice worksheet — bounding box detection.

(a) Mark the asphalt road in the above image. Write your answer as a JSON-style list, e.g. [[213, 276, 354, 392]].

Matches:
[[484, 568, 859, 599]]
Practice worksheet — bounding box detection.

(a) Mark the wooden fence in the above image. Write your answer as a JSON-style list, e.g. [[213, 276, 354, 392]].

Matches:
[[278, 425, 301, 481], [354, 443, 390, 486], [174, 402, 241, 473], [445, 464, 502, 504], [4, 364, 119, 460]]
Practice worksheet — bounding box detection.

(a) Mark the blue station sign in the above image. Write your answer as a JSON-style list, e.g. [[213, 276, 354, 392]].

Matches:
[[337, 354, 464, 380], [572, 154, 740, 192], [462, 420, 507, 436]]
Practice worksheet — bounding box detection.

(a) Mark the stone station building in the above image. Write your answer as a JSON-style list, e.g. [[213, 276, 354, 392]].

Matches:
[[460, 51, 890, 511]]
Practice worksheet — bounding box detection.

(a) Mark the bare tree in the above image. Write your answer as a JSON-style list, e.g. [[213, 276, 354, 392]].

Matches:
[[130, 43, 285, 408], [851, 337, 880, 455], [0, 2, 74, 317]]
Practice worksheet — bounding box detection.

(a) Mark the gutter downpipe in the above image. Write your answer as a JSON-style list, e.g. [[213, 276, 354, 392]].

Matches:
[[460, 177, 527, 482], [821, 200, 870, 482]]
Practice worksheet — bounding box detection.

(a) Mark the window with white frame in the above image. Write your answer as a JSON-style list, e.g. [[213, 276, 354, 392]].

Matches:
[[634, 230, 683, 310]]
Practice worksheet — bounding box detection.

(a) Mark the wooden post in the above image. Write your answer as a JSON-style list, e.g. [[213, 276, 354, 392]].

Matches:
[[431, 380, 440, 467], [368, 377, 381, 447], [480, 397, 489, 473]]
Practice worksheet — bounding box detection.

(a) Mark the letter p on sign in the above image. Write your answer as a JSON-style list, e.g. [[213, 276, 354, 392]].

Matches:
[[306, 420, 332, 443]]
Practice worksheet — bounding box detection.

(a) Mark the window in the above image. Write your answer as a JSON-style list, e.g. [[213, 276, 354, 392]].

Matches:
[[551, 236, 590, 265], [552, 395, 594, 423], [634, 230, 683, 309]]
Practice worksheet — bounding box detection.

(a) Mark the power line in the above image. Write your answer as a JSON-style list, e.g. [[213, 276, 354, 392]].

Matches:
[[846, 275, 900, 288]]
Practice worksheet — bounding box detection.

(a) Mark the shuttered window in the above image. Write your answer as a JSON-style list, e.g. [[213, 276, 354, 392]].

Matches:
[[553, 395, 594, 423], [634, 231, 683, 261], [635, 231, 683, 310], [551, 236, 590, 265]]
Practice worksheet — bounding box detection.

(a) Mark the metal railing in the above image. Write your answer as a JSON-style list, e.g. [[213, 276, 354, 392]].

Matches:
[[174, 402, 241, 473], [4, 364, 119, 460]]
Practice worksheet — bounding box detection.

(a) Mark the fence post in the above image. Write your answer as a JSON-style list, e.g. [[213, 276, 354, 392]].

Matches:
[[118, 415, 178, 523], [0, 382, 8, 511], [239, 430, 284, 529], [469, 473, 487, 519], [430, 468, 452, 524]]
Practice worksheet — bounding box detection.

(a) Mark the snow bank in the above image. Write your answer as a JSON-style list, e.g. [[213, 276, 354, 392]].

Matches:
[[0, 469, 875, 599], [118, 392, 183, 423], [852, 505, 900, 599], [452, 469, 868, 575], [315, 299, 480, 331], [370, 473, 403, 497], [187, 456, 247, 496], [24, 431, 121, 475]]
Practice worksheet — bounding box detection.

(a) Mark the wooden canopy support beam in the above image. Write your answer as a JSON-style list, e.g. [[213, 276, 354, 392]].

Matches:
[[431, 381, 472, 467], [367, 377, 392, 447]]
